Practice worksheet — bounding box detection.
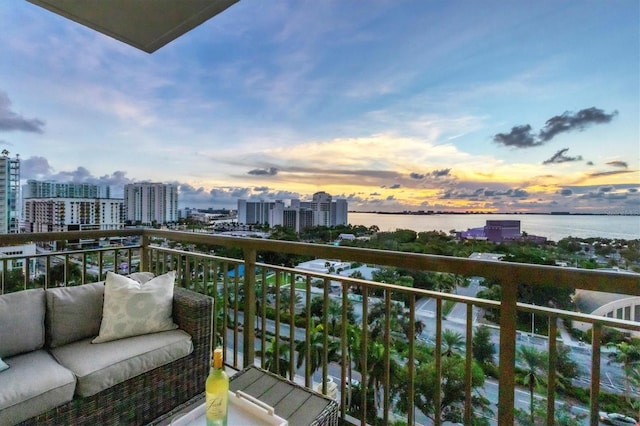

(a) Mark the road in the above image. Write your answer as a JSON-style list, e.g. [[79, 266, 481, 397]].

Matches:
[[228, 311, 608, 426], [412, 278, 627, 396]]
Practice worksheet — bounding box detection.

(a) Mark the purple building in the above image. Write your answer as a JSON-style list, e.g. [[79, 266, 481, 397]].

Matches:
[[485, 220, 521, 242], [458, 220, 546, 243]]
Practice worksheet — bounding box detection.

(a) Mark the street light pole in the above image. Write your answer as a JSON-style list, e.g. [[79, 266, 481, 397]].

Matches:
[[531, 307, 535, 339]]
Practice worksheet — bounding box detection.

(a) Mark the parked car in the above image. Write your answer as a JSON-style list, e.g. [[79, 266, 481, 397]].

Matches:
[[599, 412, 638, 426]]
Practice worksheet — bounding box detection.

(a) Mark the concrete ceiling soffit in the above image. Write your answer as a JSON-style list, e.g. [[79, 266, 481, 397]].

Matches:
[[26, 0, 240, 53]]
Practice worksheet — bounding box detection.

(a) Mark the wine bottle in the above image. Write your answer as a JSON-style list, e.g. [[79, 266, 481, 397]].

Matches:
[[205, 347, 229, 426]]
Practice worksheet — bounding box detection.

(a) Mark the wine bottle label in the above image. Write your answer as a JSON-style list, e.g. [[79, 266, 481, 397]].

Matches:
[[206, 392, 227, 419]]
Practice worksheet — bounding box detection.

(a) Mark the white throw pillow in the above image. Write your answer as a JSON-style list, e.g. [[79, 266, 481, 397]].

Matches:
[[92, 271, 178, 343]]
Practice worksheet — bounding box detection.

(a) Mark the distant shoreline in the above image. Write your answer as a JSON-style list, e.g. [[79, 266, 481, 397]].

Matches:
[[348, 211, 639, 216]]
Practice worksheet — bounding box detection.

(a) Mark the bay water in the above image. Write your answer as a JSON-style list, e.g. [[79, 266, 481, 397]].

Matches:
[[348, 212, 640, 242]]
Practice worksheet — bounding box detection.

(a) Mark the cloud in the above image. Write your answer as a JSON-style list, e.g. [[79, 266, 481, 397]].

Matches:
[[599, 186, 614, 193], [493, 124, 540, 148], [410, 168, 451, 180], [440, 187, 529, 200], [606, 160, 628, 169], [494, 107, 617, 148], [589, 170, 635, 178], [542, 148, 583, 165], [558, 188, 573, 196], [538, 107, 618, 142], [0, 90, 45, 133], [432, 168, 451, 177], [389, 183, 401, 189], [578, 191, 627, 200], [253, 186, 269, 192], [248, 167, 278, 176], [20, 156, 54, 178]]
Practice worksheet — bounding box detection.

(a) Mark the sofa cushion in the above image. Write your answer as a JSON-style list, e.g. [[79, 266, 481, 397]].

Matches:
[[0, 350, 76, 426], [93, 271, 178, 343], [0, 358, 8, 372], [46, 281, 105, 348], [0, 289, 45, 358], [51, 329, 193, 397]]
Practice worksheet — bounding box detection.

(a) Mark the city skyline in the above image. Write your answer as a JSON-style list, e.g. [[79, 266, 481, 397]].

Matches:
[[1, 1, 638, 214]]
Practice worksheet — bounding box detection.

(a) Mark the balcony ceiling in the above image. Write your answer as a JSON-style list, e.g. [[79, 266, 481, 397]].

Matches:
[[26, 0, 240, 53]]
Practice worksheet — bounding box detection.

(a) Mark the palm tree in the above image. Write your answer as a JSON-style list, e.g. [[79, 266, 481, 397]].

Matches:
[[254, 282, 264, 330], [327, 299, 342, 335], [433, 273, 456, 293], [295, 322, 340, 380], [607, 340, 640, 401], [518, 345, 547, 425], [344, 323, 361, 408], [260, 336, 292, 379], [399, 315, 425, 340], [442, 329, 464, 357], [472, 325, 496, 367], [279, 286, 301, 315], [364, 341, 387, 413]]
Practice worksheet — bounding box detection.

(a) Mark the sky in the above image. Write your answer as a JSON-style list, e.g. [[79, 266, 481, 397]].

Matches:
[[1, 1, 639, 214]]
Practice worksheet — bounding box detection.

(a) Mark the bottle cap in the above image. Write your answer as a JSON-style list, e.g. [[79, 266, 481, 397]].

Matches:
[[213, 347, 223, 366]]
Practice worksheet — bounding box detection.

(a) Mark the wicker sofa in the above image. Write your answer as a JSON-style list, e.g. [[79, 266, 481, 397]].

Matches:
[[0, 278, 212, 426]]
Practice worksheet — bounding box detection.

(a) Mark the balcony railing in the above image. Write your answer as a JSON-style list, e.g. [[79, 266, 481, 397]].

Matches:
[[2, 229, 639, 425]]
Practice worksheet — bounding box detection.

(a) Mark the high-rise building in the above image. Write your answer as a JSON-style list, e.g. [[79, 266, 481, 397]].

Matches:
[[334, 198, 348, 228], [237, 199, 271, 225], [124, 183, 178, 225], [311, 191, 332, 227], [237, 192, 348, 230], [23, 198, 124, 232], [23, 180, 110, 199], [0, 155, 20, 234]]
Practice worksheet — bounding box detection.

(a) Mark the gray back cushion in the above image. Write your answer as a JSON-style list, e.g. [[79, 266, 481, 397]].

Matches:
[[46, 282, 105, 348], [0, 289, 46, 357]]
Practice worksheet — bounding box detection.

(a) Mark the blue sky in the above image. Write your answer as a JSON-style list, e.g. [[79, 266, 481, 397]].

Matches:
[[1, 1, 638, 214]]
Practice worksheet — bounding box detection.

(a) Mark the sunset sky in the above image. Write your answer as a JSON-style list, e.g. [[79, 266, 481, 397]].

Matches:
[[1, 1, 638, 214]]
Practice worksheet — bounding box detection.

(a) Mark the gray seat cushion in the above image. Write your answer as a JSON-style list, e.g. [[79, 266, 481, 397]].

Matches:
[[0, 289, 45, 358], [0, 350, 76, 426], [50, 329, 193, 397], [45, 281, 105, 348]]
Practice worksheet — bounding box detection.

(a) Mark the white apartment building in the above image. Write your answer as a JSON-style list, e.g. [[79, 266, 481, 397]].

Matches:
[[124, 183, 178, 225], [23, 198, 124, 232], [0, 155, 20, 234]]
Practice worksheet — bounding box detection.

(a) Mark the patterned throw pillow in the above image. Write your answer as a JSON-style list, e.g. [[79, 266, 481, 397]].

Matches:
[[92, 271, 178, 344]]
